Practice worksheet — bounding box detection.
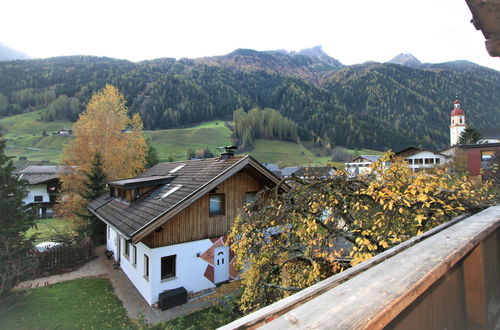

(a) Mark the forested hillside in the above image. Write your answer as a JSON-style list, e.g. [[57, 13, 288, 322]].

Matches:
[[0, 48, 499, 150]]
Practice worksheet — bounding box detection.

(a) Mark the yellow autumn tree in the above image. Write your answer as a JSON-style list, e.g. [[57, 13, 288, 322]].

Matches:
[[228, 152, 497, 312], [58, 85, 147, 230]]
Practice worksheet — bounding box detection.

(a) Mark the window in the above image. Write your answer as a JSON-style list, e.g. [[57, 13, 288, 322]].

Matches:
[[34, 195, 43, 202], [132, 245, 137, 267], [209, 194, 224, 216], [124, 241, 130, 259], [161, 255, 176, 280], [245, 192, 257, 204], [481, 151, 495, 169], [144, 255, 149, 279], [435, 158, 441, 165], [425, 158, 433, 165]]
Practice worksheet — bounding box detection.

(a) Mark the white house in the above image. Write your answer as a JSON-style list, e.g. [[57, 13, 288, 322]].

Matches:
[[344, 155, 382, 176], [89, 152, 286, 307], [394, 147, 449, 172], [18, 165, 62, 218]]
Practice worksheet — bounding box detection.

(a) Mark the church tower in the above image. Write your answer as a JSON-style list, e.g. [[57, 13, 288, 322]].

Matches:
[[450, 98, 466, 146]]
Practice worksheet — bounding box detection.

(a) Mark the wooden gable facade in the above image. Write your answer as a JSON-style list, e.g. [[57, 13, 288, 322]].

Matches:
[[142, 170, 263, 248]]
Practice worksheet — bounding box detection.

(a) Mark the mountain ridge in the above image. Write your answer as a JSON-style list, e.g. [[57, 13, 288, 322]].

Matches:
[[0, 43, 30, 61], [0, 49, 498, 151]]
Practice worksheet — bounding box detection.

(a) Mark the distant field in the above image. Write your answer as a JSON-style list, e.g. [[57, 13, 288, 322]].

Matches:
[[0, 112, 382, 167], [247, 139, 327, 166], [145, 120, 233, 161], [0, 110, 72, 163]]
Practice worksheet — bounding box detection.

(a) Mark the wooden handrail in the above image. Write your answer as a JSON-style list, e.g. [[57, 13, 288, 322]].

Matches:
[[221, 205, 500, 329]]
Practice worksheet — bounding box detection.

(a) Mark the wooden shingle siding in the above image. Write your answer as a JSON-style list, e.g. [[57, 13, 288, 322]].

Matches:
[[142, 171, 261, 248]]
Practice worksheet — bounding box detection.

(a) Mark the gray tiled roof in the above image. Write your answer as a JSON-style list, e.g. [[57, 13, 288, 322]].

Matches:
[[89, 155, 273, 239], [18, 165, 63, 184], [480, 128, 500, 139], [360, 155, 381, 162]]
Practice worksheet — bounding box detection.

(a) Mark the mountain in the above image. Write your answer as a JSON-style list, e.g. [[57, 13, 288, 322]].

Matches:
[[297, 46, 344, 68], [388, 53, 421, 68], [0, 50, 499, 151], [197, 46, 343, 84], [0, 43, 30, 61]]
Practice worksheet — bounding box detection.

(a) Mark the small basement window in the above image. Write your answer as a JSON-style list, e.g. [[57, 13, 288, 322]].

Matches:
[[132, 245, 137, 266], [161, 255, 176, 280], [209, 194, 225, 216], [144, 255, 149, 279]]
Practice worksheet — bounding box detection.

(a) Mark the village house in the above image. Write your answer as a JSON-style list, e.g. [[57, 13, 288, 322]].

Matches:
[[344, 155, 381, 176], [88, 150, 285, 307], [394, 147, 448, 172], [18, 165, 62, 218]]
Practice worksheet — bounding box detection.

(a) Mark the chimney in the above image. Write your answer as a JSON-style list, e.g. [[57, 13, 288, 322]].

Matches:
[[220, 145, 238, 159]]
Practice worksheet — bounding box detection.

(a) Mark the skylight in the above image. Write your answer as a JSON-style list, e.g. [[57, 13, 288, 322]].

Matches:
[[169, 164, 185, 173], [161, 185, 182, 199]]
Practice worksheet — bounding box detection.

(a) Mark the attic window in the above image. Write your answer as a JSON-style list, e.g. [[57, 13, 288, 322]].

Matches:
[[169, 164, 185, 174], [161, 185, 182, 199]]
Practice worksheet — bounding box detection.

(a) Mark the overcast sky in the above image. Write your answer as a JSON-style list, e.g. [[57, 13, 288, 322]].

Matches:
[[1, 0, 499, 70]]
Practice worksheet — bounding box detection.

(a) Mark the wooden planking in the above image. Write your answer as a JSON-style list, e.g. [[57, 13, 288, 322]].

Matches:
[[248, 205, 500, 330], [463, 242, 488, 329], [142, 171, 260, 248], [219, 214, 470, 330], [387, 264, 467, 330]]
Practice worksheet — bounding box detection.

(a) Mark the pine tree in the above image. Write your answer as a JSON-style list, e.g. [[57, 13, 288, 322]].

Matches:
[[0, 134, 37, 305], [145, 138, 159, 168], [459, 126, 482, 144], [78, 152, 107, 242]]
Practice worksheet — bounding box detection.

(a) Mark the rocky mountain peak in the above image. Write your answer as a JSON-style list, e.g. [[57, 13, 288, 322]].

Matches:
[[387, 53, 421, 67]]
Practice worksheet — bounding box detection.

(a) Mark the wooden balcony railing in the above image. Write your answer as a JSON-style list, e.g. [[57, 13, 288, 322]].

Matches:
[[221, 205, 500, 330]]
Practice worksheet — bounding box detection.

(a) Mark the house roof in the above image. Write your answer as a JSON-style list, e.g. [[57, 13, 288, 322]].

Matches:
[[108, 175, 174, 189], [480, 128, 500, 139], [294, 166, 335, 178], [460, 142, 500, 149], [88, 155, 286, 242], [281, 167, 300, 177], [394, 146, 445, 158], [349, 155, 381, 163], [17, 165, 63, 185]]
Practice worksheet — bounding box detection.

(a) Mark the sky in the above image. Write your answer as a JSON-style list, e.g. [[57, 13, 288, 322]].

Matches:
[[1, 0, 499, 70]]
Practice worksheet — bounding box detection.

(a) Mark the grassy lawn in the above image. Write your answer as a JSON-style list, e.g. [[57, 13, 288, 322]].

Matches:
[[145, 120, 232, 161], [0, 110, 72, 163], [25, 218, 75, 244], [0, 111, 383, 167], [0, 278, 134, 329], [155, 305, 239, 330], [247, 139, 325, 166]]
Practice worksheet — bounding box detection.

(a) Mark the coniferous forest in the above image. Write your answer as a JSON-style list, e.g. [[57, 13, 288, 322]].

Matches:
[[0, 49, 499, 150]]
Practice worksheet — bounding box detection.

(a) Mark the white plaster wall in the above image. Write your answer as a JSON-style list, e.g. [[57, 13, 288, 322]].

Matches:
[[345, 162, 374, 176], [119, 240, 153, 305], [106, 226, 119, 261], [407, 151, 447, 170], [113, 235, 215, 305], [24, 184, 49, 205], [149, 238, 215, 305]]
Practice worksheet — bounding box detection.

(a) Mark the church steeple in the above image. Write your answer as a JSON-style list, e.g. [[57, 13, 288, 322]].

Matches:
[[450, 98, 466, 146]]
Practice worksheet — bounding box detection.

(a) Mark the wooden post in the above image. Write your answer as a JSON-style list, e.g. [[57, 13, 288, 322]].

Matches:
[[463, 242, 488, 330]]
